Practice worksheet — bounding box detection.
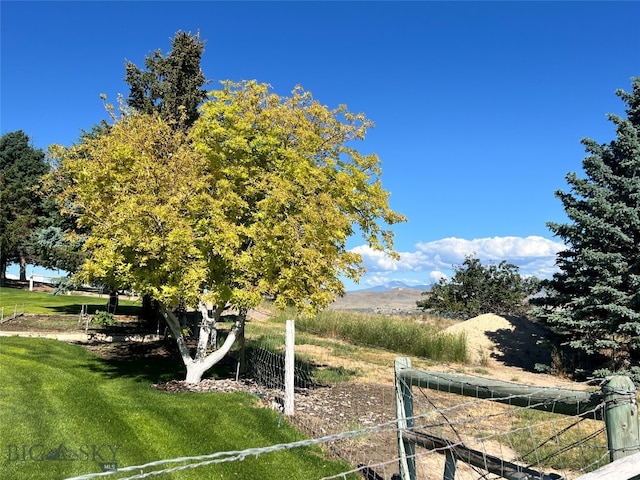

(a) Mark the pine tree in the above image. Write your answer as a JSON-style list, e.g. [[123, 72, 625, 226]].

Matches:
[[534, 77, 640, 376], [0, 131, 48, 282], [124, 30, 209, 131]]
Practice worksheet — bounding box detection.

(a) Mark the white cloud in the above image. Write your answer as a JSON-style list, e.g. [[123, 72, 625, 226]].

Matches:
[[350, 245, 426, 272], [349, 236, 566, 286], [415, 236, 565, 264], [429, 270, 447, 283]]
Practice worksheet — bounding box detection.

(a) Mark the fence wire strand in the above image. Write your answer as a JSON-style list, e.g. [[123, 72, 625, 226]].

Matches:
[[62, 350, 636, 480], [397, 368, 615, 480], [64, 420, 400, 480]]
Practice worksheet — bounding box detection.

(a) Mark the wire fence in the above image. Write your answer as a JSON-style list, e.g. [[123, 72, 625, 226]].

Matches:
[[63, 421, 401, 480], [0, 302, 25, 323], [61, 384, 630, 480], [396, 378, 609, 479], [246, 346, 318, 390], [60, 344, 640, 480], [392, 357, 640, 480]]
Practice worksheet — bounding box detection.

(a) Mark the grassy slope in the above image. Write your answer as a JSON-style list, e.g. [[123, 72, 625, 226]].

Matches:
[[0, 337, 354, 480], [0, 287, 141, 315]]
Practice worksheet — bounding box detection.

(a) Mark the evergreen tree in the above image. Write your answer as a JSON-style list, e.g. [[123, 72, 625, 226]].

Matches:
[[0, 131, 48, 282], [533, 78, 640, 376], [124, 30, 209, 131], [30, 203, 86, 275]]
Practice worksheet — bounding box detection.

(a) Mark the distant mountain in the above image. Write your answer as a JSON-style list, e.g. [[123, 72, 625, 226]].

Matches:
[[330, 284, 429, 313], [352, 281, 431, 293]]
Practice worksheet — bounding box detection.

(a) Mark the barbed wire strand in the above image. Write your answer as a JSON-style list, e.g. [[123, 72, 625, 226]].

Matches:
[[63, 419, 400, 480], [64, 369, 619, 480]]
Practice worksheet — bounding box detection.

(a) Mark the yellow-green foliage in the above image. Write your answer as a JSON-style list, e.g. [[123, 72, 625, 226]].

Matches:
[[49, 81, 405, 313]]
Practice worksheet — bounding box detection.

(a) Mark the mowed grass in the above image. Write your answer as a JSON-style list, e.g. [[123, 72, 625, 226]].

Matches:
[[0, 337, 356, 480], [0, 286, 141, 315]]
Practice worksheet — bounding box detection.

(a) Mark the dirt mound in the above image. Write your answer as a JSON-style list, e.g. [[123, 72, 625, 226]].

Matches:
[[444, 314, 553, 371]]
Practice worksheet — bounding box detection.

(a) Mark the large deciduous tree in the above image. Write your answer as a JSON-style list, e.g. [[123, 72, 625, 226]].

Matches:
[[50, 80, 405, 383], [532, 78, 640, 377], [124, 30, 209, 318], [124, 30, 208, 131], [417, 255, 539, 319], [0, 131, 48, 283]]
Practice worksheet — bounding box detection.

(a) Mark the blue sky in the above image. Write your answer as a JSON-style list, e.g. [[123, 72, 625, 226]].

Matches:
[[2, 1, 639, 291]]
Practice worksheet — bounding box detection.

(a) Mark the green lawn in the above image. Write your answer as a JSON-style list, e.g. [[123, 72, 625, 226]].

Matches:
[[0, 287, 141, 315], [0, 336, 355, 479]]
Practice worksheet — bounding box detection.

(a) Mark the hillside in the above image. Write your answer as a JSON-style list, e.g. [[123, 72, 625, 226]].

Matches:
[[329, 287, 426, 314]]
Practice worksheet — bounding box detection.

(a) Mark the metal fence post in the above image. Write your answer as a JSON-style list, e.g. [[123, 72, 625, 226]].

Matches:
[[602, 375, 640, 462], [284, 319, 295, 416], [443, 449, 457, 480], [395, 357, 416, 480]]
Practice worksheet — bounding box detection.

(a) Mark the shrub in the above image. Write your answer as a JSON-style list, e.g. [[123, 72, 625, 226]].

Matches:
[[92, 310, 117, 326], [417, 255, 540, 319]]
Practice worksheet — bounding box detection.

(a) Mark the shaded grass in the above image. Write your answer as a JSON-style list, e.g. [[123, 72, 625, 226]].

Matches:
[[0, 286, 141, 316], [0, 337, 356, 480]]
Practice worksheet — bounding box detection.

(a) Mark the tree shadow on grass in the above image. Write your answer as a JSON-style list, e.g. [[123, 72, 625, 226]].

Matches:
[[82, 340, 239, 385], [81, 341, 186, 384], [51, 304, 143, 316], [484, 316, 554, 372], [82, 337, 354, 388]]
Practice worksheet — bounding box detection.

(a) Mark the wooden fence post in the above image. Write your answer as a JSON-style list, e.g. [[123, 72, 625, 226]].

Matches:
[[602, 375, 640, 462], [395, 357, 417, 480]]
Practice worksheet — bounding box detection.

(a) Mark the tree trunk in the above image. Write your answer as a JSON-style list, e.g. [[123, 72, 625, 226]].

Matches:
[[141, 294, 154, 320], [160, 304, 245, 384], [184, 362, 212, 384], [194, 303, 224, 361], [159, 305, 194, 368], [19, 255, 27, 282], [0, 255, 6, 286]]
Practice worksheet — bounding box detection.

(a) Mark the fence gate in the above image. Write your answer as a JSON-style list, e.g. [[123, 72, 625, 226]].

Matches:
[[394, 357, 640, 480]]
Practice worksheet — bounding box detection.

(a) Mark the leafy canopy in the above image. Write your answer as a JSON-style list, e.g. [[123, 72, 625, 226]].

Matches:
[[51, 81, 405, 313], [417, 255, 539, 319], [532, 77, 640, 374]]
